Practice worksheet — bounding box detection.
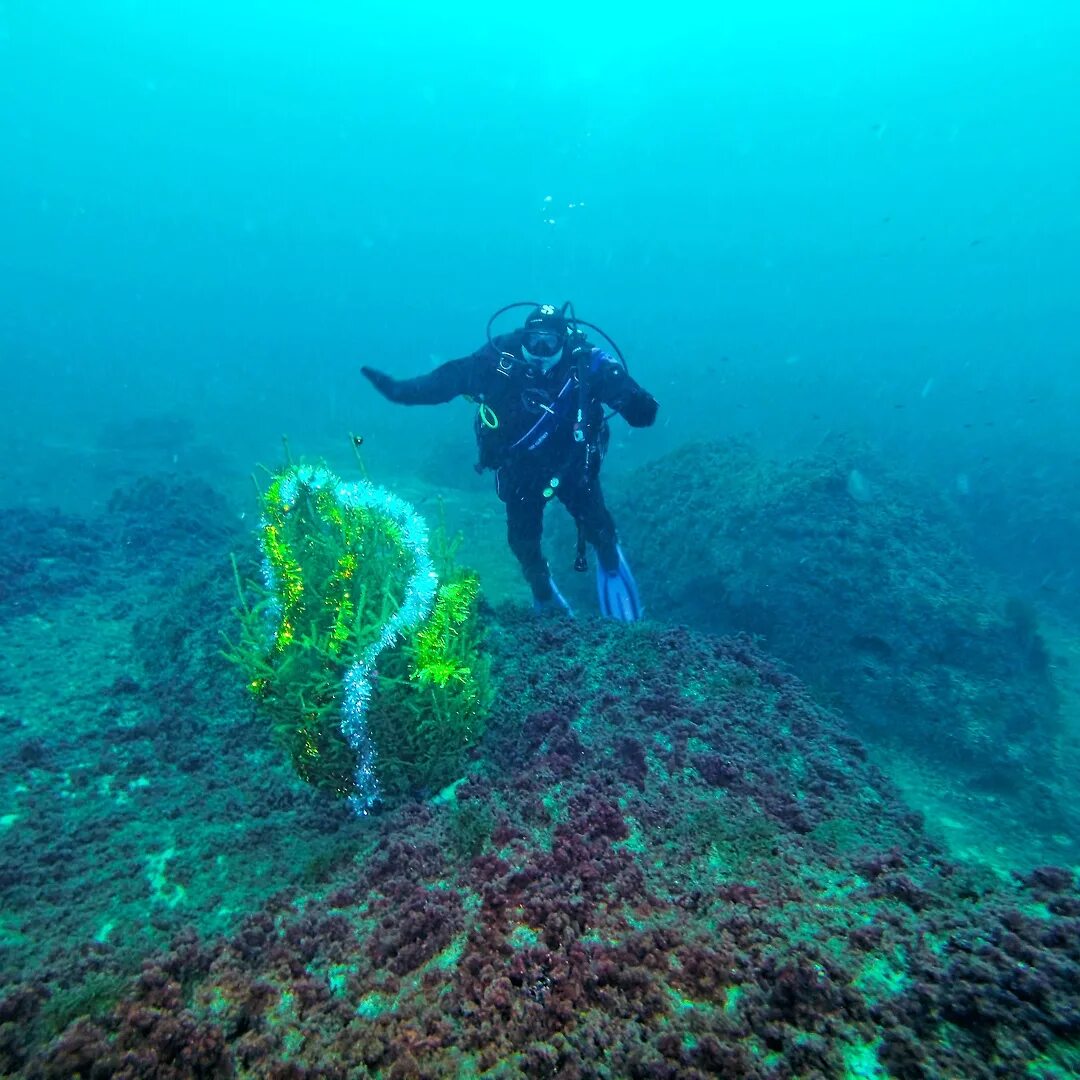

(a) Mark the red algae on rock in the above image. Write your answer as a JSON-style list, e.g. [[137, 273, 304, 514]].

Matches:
[[8, 608, 1077, 1079]]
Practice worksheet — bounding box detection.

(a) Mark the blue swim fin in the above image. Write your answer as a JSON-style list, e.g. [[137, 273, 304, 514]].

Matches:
[[596, 546, 642, 621], [533, 575, 574, 618]]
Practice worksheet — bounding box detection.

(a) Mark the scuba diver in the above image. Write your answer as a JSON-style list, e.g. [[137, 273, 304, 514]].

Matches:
[[361, 301, 658, 620]]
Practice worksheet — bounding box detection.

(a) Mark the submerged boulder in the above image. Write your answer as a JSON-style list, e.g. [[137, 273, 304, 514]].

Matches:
[[2, 470, 1077, 1077], [11, 613, 1079, 1079], [617, 440, 1060, 792]]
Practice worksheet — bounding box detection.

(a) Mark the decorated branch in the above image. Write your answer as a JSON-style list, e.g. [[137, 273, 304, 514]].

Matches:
[[227, 463, 490, 815]]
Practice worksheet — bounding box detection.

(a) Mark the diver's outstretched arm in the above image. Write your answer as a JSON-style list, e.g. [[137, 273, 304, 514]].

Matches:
[[361, 355, 478, 405]]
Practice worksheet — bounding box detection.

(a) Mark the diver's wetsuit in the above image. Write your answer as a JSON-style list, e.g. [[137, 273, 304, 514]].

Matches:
[[364, 329, 658, 604]]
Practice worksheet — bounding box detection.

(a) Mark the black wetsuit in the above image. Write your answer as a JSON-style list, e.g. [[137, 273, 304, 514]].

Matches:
[[363, 328, 658, 603]]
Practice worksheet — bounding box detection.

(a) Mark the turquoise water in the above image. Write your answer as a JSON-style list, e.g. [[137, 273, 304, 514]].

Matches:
[[3, 2, 1078, 494]]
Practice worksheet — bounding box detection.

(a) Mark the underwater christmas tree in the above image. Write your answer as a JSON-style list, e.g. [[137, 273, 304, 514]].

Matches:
[[228, 463, 490, 814]]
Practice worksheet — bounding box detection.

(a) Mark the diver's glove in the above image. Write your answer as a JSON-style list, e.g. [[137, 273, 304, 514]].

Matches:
[[596, 546, 643, 621], [361, 366, 404, 403]]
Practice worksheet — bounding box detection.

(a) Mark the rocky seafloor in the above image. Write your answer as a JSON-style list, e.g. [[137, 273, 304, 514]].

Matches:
[[0, 470, 1078, 1078], [618, 439, 1079, 844]]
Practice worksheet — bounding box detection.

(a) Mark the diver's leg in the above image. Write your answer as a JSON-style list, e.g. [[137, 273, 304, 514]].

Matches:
[[557, 472, 619, 571], [504, 489, 572, 614], [558, 473, 642, 620], [505, 494, 549, 598]]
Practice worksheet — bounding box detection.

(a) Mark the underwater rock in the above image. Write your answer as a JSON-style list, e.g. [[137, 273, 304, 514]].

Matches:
[[7, 612, 1078, 1078], [3, 470, 1077, 1078], [617, 440, 1061, 793], [957, 448, 1080, 620], [107, 473, 241, 573], [0, 507, 101, 620]]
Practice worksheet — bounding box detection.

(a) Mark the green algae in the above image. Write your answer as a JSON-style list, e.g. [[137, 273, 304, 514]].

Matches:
[[615, 812, 647, 854], [843, 1038, 887, 1079], [432, 932, 466, 971], [541, 786, 569, 825], [806, 864, 867, 901], [447, 798, 494, 859], [665, 988, 696, 1014], [264, 987, 308, 1062], [145, 845, 187, 908], [1019, 899, 1056, 921], [665, 987, 721, 1023], [39, 973, 129, 1037], [854, 951, 910, 1003], [1027, 1040, 1080, 1078], [509, 924, 541, 949], [356, 990, 391, 1019], [326, 964, 356, 996], [809, 815, 869, 854]]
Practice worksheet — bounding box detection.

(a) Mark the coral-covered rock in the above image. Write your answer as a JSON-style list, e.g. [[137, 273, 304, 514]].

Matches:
[[15, 612, 1077, 1078], [0, 507, 101, 619], [617, 439, 1062, 795]]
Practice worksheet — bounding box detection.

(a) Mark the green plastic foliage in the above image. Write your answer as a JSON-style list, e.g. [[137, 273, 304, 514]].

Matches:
[[228, 464, 489, 805], [371, 575, 492, 799], [414, 576, 482, 688]]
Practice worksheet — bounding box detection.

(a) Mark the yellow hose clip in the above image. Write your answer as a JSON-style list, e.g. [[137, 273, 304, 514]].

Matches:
[[478, 403, 499, 429]]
